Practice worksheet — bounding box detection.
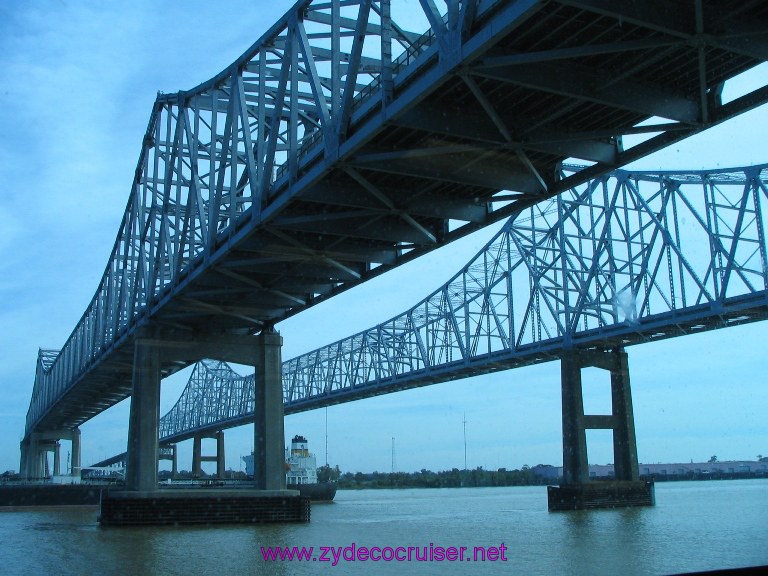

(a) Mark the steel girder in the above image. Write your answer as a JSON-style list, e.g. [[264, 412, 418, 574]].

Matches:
[[24, 0, 768, 439], [155, 164, 768, 440]]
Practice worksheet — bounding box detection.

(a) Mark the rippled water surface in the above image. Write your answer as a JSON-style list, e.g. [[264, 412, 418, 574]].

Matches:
[[2, 480, 767, 575]]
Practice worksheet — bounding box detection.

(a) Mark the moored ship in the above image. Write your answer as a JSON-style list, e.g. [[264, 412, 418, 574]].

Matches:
[[243, 435, 336, 501]]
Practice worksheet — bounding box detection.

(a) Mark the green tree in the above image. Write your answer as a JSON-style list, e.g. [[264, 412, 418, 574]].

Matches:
[[317, 464, 341, 483]]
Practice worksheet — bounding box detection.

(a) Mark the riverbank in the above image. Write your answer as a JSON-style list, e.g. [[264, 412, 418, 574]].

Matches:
[[334, 467, 768, 490]]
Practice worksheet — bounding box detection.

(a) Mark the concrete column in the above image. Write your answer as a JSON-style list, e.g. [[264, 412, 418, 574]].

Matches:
[[192, 435, 203, 477], [126, 337, 162, 491], [192, 433, 226, 478], [33, 439, 59, 479], [158, 444, 178, 479], [53, 442, 61, 476], [28, 436, 43, 479], [171, 444, 178, 478], [610, 349, 639, 481], [216, 431, 226, 479], [70, 428, 82, 478], [24, 436, 40, 479], [254, 330, 286, 490], [19, 438, 30, 480], [561, 351, 588, 485]]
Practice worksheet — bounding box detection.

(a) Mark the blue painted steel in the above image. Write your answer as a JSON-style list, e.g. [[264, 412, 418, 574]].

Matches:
[[23, 0, 768, 443], [156, 164, 768, 441]]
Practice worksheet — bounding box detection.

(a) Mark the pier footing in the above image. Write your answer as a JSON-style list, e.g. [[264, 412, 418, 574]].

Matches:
[[0, 484, 107, 507], [99, 489, 310, 526], [547, 481, 655, 511]]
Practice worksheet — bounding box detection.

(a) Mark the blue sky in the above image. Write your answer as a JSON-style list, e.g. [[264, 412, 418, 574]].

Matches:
[[1, 1, 766, 476]]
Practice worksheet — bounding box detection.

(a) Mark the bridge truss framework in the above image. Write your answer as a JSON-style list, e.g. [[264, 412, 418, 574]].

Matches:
[[157, 164, 768, 442], [24, 0, 768, 445]]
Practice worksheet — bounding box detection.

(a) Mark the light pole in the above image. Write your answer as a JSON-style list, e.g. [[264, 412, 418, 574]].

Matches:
[[463, 413, 467, 470]]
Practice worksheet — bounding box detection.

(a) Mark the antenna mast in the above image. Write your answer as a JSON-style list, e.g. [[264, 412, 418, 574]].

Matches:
[[325, 406, 329, 467], [463, 413, 467, 470]]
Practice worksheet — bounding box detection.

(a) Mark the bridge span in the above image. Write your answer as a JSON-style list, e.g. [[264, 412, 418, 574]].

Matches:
[[20, 0, 768, 499], [157, 163, 768, 443], [87, 163, 767, 498]]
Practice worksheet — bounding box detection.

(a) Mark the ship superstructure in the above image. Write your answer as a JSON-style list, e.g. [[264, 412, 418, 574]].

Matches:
[[242, 435, 336, 500], [286, 435, 318, 485]]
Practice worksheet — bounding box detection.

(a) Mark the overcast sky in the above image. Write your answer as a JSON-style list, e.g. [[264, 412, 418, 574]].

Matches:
[[1, 1, 766, 476]]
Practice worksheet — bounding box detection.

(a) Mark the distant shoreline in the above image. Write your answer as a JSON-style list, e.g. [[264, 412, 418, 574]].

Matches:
[[333, 468, 767, 490]]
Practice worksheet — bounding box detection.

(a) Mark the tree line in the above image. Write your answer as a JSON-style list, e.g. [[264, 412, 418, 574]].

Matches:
[[317, 464, 551, 489]]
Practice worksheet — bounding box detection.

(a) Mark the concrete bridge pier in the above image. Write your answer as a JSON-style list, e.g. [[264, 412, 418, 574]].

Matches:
[[548, 347, 654, 511], [253, 330, 286, 490], [102, 329, 307, 525], [70, 428, 81, 479], [19, 428, 81, 480], [192, 431, 226, 479], [216, 431, 225, 478], [19, 436, 37, 479], [121, 330, 288, 489], [125, 336, 161, 492], [18, 439, 28, 478], [159, 444, 178, 478], [52, 441, 61, 476], [20, 436, 36, 480], [38, 440, 56, 477]]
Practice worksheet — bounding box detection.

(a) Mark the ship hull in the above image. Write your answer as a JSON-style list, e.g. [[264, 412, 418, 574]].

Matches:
[[291, 482, 337, 501]]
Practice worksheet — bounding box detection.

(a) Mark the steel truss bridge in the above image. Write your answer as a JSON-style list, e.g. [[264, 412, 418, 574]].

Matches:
[[23, 0, 768, 445], [156, 164, 768, 443]]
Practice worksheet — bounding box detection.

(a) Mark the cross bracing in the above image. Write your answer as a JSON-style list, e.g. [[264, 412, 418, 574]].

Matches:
[[159, 361, 254, 440], [24, 0, 768, 440], [156, 164, 768, 441]]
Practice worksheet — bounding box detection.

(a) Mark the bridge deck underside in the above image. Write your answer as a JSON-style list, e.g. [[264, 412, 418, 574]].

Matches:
[[161, 1, 767, 334], [28, 0, 768, 436]]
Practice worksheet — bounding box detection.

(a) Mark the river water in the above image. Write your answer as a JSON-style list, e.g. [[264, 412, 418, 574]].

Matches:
[[2, 480, 766, 575]]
